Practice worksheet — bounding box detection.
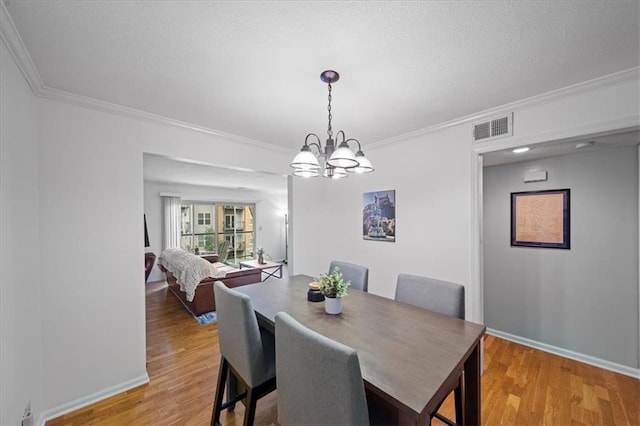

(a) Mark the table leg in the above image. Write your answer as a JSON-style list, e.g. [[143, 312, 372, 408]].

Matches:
[[463, 341, 481, 425], [366, 389, 418, 426], [261, 265, 283, 281]]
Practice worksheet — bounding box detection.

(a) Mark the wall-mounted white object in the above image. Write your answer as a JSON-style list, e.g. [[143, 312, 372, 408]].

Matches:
[[524, 170, 548, 183]]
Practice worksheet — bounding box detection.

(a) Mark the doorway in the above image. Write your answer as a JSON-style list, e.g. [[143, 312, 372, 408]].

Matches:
[[472, 128, 639, 374]]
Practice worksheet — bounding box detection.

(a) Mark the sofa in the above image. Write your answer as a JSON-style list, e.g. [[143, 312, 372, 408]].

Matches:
[[158, 249, 262, 316]]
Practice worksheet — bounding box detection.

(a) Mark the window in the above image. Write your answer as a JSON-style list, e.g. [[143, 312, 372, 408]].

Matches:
[[225, 214, 235, 229], [180, 203, 216, 254], [225, 234, 236, 249], [218, 204, 255, 264], [198, 212, 211, 225], [179, 202, 255, 261]]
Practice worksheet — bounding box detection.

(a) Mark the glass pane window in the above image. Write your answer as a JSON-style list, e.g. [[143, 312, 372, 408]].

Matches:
[[181, 205, 192, 235], [180, 203, 216, 254], [225, 214, 235, 229], [178, 202, 255, 260], [204, 234, 215, 252], [180, 235, 193, 253], [198, 212, 211, 225], [218, 204, 256, 264]]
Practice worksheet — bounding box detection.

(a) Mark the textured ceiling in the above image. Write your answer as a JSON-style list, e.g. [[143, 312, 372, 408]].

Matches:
[[5, 0, 640, 152]]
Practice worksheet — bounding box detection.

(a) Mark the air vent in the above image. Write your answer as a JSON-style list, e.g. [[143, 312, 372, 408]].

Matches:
[[473, 113, 513, 142], [474, 122, 491, 140]]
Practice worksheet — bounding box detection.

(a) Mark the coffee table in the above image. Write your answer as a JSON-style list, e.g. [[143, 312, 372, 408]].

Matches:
[[238, 259, 283, 281]]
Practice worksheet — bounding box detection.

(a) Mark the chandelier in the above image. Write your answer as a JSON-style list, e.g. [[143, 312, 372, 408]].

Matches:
[[290, 70, 374, 179]]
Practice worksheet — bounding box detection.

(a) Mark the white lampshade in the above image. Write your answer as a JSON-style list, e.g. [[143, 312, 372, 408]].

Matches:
[[290, 149, 320, 170], [327, 142, 359, 169], [347, 153, 374, 174], [293, 168, 320, 178]]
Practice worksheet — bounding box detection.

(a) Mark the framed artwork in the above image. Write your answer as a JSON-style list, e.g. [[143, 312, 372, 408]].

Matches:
[[511, 189, 570, 249], [363, 190, 395, 242]]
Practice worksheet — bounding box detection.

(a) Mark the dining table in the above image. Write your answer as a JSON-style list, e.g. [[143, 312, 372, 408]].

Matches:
[[232, 274, 486, 425]]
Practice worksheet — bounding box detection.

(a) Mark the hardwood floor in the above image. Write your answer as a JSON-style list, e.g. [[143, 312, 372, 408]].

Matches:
[[47, 280, 639, 425]]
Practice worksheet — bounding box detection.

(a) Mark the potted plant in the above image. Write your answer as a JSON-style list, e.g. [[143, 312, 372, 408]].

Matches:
[[318, 266, 350, 314]]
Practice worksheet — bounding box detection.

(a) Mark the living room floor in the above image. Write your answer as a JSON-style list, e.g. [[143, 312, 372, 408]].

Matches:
[[45, 279, 639, 425]]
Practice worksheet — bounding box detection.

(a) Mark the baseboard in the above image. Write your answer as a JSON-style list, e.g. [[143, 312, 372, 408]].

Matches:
[[37, 372, 150, 425], [487, 328, 640, 379]]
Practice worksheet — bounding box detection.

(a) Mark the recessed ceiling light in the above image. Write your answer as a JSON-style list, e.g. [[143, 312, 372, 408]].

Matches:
[[512, 147, 530, 154]]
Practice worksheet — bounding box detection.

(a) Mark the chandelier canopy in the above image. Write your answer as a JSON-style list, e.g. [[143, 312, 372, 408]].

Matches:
[[290, 70, 374, 179]]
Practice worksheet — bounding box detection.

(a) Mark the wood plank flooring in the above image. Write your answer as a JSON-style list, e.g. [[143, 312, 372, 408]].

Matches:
[[47, 280, 640, 425]]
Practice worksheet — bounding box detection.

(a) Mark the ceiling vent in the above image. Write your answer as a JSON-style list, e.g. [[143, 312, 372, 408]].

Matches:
[[473, 112, 513, 142]]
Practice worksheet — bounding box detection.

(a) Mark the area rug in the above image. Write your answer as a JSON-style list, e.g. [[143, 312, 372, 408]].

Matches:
[[195, 311, 217, 325]]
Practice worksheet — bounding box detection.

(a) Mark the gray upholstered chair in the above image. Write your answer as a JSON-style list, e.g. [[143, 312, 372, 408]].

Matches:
[[394, 273, 465, 426], [275, 312, 370, 426], [211, 282, 276, 426], [328, 260, 369, 292], [395, 273, 465, 319]]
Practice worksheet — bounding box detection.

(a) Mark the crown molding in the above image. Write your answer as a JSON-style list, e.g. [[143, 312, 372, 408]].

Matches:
[[37, 85, 293, 154], [0, 1, 45, 94], [370, 67, 640, 149], [0, 1, 293, 155], [3, 0, 637, 154]]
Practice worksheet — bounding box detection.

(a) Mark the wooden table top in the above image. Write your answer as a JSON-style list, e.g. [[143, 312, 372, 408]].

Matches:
[[233, 274, 486, 421]]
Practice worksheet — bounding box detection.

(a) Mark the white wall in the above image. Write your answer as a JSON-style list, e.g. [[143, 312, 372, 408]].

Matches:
[[37, 99, 150, 413], [484, 146, 639, 368], [291, 74, 640, 334], [34, 97, 292, 419], [0, 40, 43, 425], [292, 122, 473, 302], [144, 181, 287, 282]]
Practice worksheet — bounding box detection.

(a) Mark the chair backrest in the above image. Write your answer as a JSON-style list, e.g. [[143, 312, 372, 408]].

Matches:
[[329, 260, 369, 292], [275, 312, 370, 426], [213, 282, 275, 386], [395, 273, 465, 319], [216, 240, 230, 263]]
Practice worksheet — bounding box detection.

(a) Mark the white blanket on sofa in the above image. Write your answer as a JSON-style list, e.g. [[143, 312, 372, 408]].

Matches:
[[158, 248, 212, 302]]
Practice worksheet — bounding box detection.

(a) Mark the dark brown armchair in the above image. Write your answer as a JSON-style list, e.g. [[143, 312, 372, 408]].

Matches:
[[144, 252, 156, 283]]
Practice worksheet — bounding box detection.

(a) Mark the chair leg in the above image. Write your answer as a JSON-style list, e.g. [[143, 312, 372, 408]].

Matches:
[[243, 387, 257, 426], [241, 378, 276, 426], [227, 370, 239, 411], [211, 357, 229, 426]]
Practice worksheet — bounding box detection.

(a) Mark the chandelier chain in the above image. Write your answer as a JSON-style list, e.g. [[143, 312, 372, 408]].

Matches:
[[327, 82, 333, 139]]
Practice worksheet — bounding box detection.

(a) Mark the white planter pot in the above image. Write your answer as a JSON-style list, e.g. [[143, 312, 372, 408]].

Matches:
[[324, 296, 343, 315]]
